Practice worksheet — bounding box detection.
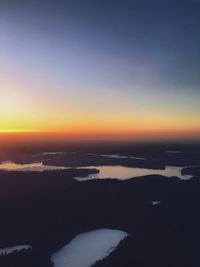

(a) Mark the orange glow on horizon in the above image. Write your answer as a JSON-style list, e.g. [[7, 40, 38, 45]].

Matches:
[[1, 75, 200, 142], [0, 129, 41, 133], [1, 7, 200, 144], [0, 127, 200, 142]]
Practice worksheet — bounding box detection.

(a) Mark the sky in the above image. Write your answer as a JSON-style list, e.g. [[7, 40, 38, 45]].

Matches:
[[0, 0, 200, 141]]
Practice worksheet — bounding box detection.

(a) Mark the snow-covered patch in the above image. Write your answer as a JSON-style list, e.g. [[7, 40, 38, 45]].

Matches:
[[0, 245, 32, 256], [51, 229, 128, 267], [152, 201, 161, 206]]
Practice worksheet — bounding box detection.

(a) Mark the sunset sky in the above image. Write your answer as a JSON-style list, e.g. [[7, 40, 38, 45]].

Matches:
[[0, 0, 200, 141]]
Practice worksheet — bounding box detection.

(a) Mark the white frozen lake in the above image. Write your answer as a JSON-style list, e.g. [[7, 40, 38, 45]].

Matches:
[[0, 245, 32, 256], [0, 161, 67, 172], [75, 165, 192, 181], [51, 229, 128, 267]]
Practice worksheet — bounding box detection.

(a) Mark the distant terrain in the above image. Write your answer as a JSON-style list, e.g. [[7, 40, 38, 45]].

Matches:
[[0, 142, 200, 267]]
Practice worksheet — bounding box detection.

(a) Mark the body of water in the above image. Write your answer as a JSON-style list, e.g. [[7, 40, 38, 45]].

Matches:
[[0, 245, 32, 256], [75, 165, 192, 181], [51, 229, 128, 267], [0, 161, 192, 180], [88, 153, 146, 160], [0, 161, 67, 172]]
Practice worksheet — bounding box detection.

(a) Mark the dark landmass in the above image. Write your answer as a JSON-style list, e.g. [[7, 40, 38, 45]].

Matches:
[[0, 142, 200, 267], [182, 166, 200, 177], [41, 152, 165, 169], [0, 171, 200, 266], [1, 141, 200, 168], [0, 249, 53, 267]]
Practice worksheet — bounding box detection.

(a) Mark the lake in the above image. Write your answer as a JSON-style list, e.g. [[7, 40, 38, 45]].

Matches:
[[0, 161, 192, 180], [0, 161, 67, 172], [75, 165, 192, 181], [51, 229, 128, 267]]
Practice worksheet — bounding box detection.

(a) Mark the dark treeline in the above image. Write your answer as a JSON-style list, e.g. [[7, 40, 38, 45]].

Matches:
[[1, 142, 200, 167], [0, 249, 53, 267], [0, 143, 200, 266]]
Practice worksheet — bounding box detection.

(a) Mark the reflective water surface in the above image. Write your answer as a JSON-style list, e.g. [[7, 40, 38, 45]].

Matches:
[[0, 161, 67, 172], [0, 161, 192, 180], [76, 165, 192, 181]]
